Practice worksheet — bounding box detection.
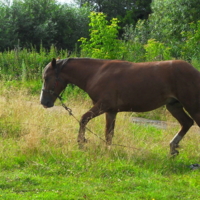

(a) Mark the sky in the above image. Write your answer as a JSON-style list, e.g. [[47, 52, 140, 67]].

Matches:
[[57, 0, 74, 4], [4, 0, 75, 6]]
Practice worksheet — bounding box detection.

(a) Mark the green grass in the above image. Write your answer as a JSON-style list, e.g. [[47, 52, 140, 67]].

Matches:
[[1, 153, 199, 200], [1, 85, 200, 199]]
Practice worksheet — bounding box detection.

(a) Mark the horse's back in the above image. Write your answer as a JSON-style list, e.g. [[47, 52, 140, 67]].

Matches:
[[97, 59, 198, 84]]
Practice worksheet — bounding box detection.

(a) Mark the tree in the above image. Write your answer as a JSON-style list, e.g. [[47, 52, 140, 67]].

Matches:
[[79, 12, 121, 59], [76, 0, 152, 27], [6, 0, 58, 49], [0, 0, 90, 51], [51, 4, 90, 50], [0, 1, 17, 51], [148, 0, 200, 43]]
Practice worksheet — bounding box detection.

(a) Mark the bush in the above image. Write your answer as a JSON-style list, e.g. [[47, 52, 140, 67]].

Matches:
[[144, 39, 172, 61], [118, 40, 145, 62], [181, 20, 200, 61], [79, 12, 121, 59]]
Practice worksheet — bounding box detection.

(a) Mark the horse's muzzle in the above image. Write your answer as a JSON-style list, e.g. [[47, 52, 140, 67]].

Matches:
[[41, 100, 54, 108], [40, 89, 54, 108]]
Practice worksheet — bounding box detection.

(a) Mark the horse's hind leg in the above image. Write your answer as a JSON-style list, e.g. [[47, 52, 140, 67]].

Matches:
[[105, 112, 117, 146], [166, 101, 194, 155]]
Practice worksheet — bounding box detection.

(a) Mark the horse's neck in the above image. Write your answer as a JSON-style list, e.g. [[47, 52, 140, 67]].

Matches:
[[63, 59, 104, 90]]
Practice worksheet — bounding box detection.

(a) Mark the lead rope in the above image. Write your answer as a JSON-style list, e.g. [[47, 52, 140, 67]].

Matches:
[[58, 96, 107, 143], [58, 97, 140, 150]]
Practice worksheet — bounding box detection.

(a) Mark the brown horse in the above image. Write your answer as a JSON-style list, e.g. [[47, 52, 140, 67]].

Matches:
[[40, 58, 200, 155]]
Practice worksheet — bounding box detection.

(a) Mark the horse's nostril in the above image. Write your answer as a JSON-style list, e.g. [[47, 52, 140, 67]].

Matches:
[[46, 101, 54, 108], [41, 99, 54, 108]]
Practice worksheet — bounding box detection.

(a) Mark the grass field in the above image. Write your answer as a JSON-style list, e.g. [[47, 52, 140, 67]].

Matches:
[[1, 84, 200, 199]]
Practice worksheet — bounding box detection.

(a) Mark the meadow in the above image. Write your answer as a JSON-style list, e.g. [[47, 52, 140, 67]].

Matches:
[[1, 82, 200, 200], [1, 3, 200, 199]]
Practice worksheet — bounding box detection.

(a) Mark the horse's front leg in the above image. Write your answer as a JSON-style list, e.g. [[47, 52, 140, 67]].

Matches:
[[77, 103, 105, 148], [105, 112, 117, 146]]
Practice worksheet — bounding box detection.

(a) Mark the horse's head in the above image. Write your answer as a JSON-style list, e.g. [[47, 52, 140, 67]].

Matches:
[[40, 58, 67, 108]]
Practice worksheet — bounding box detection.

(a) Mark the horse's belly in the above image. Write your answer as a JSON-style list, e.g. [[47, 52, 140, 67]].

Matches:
[[116, 95, 169, 112], [114, 82, 173, 112]]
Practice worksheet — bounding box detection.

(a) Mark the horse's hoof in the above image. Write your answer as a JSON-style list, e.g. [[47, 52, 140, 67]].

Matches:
[[77, 138, 88, 150], [78, 142, 86, 150], [170, 149, 179, 156], [84, 138, 88, 143], [77, 138, 87, 144]]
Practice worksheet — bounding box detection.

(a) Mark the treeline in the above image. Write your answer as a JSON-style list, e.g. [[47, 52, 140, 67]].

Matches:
[[0, 0, 90, 51], [0, 0, 151, 51]]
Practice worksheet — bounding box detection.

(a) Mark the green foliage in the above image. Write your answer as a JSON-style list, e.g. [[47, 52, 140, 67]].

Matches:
[[144, 39, 172, 61], [51, 3, 90, 51], [79, 12, 148, 61], [79, 12, 121, 59], [118, 40, 145, 62], [0, 0, 90, 51], [123, 20, 149, 44], [0, 2, 16, 51], [121, 0, 200, 59], [119, 0, 152, 27], [191, 57, 200, 71], [0, 45, 67, 81], [181, 21, 200, 61], [77, 0, 152, 28], [148, 0, 200, 43], [0, 0, 152, 51]]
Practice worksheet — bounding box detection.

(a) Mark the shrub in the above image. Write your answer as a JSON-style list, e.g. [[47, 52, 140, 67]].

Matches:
[[79, 12, 121, 59], [181, 20, 200, 61], [144, 39, 172, 61]]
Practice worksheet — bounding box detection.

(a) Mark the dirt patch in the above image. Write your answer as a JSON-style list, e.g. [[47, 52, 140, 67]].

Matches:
[[131, 117, 178, 129]]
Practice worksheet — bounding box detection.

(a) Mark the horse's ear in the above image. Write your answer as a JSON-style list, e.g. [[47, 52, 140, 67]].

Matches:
[[51, 58, 57, 69]]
